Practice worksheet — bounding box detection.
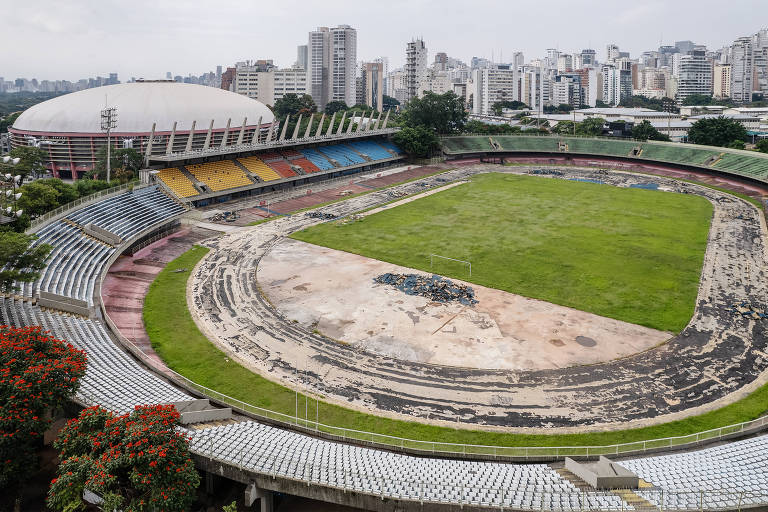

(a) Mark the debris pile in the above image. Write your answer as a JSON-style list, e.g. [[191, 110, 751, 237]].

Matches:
[[305, 211, 337, 220], [387, 190, 408, 198], [209, 211, 240, 222], [529, 169, 564, 176], [730, 301, 766, 320], [373, 273, 478, 306]]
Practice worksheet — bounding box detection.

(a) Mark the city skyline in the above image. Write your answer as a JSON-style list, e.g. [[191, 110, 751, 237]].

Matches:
[[1, 0, 765, 82]]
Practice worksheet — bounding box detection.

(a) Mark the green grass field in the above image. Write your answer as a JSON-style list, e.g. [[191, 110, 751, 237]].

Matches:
[[292, 173, 713, 332], [143, 245, 768, 448]]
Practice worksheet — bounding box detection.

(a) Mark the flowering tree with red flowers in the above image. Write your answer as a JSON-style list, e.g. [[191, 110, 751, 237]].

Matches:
[[48, 404, 200, 512], [0, 325, 86, 490]]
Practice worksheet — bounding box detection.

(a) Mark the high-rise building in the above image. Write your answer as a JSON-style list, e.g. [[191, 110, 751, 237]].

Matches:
[[606, 44, 620, 64], [363, 62, 384, 110], [713, 63, 732, 99], [307, 25, 357, 109], [675, 40, 696, 55], [575, 68, 598, 107], [601, 64, 631, 106], [434, 52, 448, 71], [405, 39, 428, 102], [471, 65, 518, 115], [273, 67, 309, 103], [557, 54, 573, 73], [580, 49, 596, 67], [731, 36, 754, 103], [297, 45, 308, 71], [676, 48, 712, 104], [552, 74, 582, 108], [753, 28, 768, 99]]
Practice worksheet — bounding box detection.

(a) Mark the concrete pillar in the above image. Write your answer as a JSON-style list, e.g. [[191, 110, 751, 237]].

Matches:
[[315, 113, 326, 137], [291, 114, 303, 140], [355, 111, 365, 133], [303, 113, 314, 138], [346, 112, 356, 134], [373, 110, 383, 130], [251, 116, 263, 144], [366, 110, 376, 131], [236, 117, 247, 146], [334, 112, 346, 136], [244, 482, 274, 512], [279, 116, 290, 141], [144, 122, 156, 167], [382, 109, 391, 129], [166, 121, 177, 155], [185, 120, 196, 152], [220, 118, 232, 148], [203, 120, 214, 150]]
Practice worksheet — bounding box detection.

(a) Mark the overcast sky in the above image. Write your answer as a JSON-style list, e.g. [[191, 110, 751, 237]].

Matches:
[[1, 0, 764, 81]]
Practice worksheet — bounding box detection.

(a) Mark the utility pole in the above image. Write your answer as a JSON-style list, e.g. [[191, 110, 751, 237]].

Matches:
[[100, 105, 118, 182]]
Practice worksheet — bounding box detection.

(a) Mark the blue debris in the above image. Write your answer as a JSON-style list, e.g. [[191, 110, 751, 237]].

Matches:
[[629, 183, 659, 190], [374, 273, 478, 306]]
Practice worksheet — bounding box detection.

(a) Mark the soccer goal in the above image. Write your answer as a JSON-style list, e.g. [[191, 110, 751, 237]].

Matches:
[[430, 254, 471, 277]]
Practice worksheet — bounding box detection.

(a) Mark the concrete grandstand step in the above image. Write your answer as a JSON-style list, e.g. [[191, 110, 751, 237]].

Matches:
[[554, 467, 594, 492]]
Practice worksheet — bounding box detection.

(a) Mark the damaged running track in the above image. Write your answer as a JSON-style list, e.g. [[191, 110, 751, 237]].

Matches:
[[189, 166, 768, 430]]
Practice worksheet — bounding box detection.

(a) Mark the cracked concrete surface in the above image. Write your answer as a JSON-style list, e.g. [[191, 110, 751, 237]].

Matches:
[[188, 166, 768, 432]]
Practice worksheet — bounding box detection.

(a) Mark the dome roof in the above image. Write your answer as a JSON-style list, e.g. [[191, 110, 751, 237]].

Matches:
[[11, 82, 274, 134]]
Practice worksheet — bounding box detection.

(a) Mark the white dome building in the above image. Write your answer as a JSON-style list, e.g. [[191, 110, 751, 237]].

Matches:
[[9, 81, 275, 179]]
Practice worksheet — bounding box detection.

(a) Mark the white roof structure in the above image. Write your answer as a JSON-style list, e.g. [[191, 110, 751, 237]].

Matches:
[[12, 82, 274, 134]]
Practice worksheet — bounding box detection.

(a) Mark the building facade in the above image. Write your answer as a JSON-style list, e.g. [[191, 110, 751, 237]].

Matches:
[[676, 48, 713, 104], [405, 39, 428, 102]]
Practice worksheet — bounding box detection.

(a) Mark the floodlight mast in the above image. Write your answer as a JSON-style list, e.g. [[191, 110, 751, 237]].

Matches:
[[100, 106, 118, 182]]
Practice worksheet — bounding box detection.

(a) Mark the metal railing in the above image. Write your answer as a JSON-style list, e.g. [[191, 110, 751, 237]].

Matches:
[[27, 181, 138, 233]]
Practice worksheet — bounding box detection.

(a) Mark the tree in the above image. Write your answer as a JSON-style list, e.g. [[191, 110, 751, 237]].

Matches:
[[324, 100, 348, 115], [464, 120, 521, 135], [402, 91, 467, 134], [632, 120, 671, 142], [7, 146, 47, 179], [687, 116, 748, 147], [619, 95, 670, 112], [392, 126, 440, 158], [726, 139, 746, 150], [491, 100, 528, 116], [93, 147, 142, 181], [382, 95, 400, 110], [48, 405, 200, 512], [0, 231, 52, 292], [755, 139, 768, 153], [37, 178, 78, 204], [682, 94, 714, 106], [0, 325, 86, 495], [16, 181, 60, 218], [272, 93, 317, 120], [551, 120, 578, 135], [578, 117, 606, 136], [0, 112, 21, 133], [75, 179, 112, 197]]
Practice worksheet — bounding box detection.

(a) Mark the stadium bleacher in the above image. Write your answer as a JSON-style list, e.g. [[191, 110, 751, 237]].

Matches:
[[441, 136, 496, 153], [493, 136, 560, 152], [714, 153, 768, 178], [566, 138, 638, 157], [265, 158, 298, 178], [291, 157, 321, 173], [237, 156, 282, 182], [637, 144, 719, 165], [377, 140, 404, 156], [186, 160, 254, 192], [348, 140, 396, 160], [319, 144, 366, 166], [157, 167, 199, 198], [300, 148, 337, 171]]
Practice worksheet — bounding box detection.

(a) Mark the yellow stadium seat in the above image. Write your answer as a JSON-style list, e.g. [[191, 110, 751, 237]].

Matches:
[[237, 157, 282, 182], [157, 168, 199, 198], [185, 160, 254, 192]]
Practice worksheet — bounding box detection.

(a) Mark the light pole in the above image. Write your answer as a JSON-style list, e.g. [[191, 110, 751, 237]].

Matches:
[[100, 106, 118, 182], [0, 156, 24, 221]]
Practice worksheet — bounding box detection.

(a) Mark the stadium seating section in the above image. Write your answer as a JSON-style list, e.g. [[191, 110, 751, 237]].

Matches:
[[319, 144, 366, 166], [237, 156, 282, 182], [152, 139, 402, 198], [441, 136, 768, 182], [22, 186, 184, 305], [186, 160, 254, 192], [157, 167, 199, 197], [300, 148, 340, 171]]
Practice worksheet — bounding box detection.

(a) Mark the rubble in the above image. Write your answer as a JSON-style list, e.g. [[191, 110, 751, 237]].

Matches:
[[730, 301, 766, 320], [305, 211, 337, 220], [209, 211, 240, 222], [387, 190, 408, 198], [529, 169, 564, 176], [373, 273, 478, 306]]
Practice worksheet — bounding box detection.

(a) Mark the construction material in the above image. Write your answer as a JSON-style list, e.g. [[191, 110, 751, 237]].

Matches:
[[373, 273, 478, 306]]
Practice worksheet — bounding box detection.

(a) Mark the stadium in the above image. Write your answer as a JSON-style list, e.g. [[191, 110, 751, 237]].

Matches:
[[5, 84, 768, 510]]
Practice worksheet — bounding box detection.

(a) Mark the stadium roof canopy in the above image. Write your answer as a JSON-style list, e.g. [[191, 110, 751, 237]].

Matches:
[[12, 81, 275, 134]]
